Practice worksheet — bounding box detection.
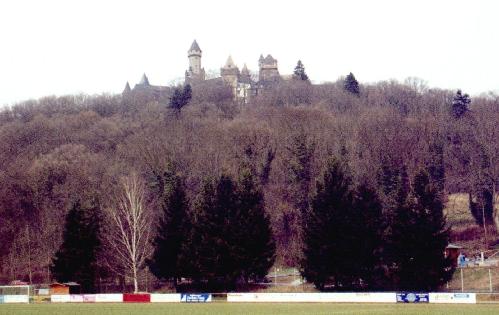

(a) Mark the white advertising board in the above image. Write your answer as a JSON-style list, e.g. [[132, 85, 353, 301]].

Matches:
[[227, 292, 396, 303], [83, 294, 96, 302], [150, 294, 181, 303], [51, 295, 71, 303], [151, 293, 180, 303], [69, 294, 84, 303], [95, 294, 123, 303], [429, 293, 476, 304], [3, 295, 29, 303]]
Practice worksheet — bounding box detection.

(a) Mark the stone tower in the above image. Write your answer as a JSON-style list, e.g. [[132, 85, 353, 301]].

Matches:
[[239, 63, 251, 84], [258, 54, 280, 83], [185, 40, 205, 84], [221, 55, 240, 93]]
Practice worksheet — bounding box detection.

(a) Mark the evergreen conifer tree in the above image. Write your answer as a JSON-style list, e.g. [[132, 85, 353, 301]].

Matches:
[[51, 200, 101, 292], [385, 169, 453, 291], [452, 89, 471, 118], [189, 172, 275, 290], [293, 60, 309, 81], [351, 182, 385, 289], [148, 169, 190, 289], [301, 158, 355, 290], [344, 72, 360, 95], [169, 84, 192, 115], [236, 167, 275, 282], [190, 175, 242, 289], [182, 84, 192, 105]]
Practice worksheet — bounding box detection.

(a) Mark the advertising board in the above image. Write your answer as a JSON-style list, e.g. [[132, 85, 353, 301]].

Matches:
[[429, 292, 476, 304], [396, 293, 429, 303], [180, 293, 212, 303], [51, 294, 71, 303], [227, 292, 396, 303], [150, 294, 181, 303], [94, 294, 123, 303], [3, 295, 29, 303], [69, 294, 84, 303], [123, 293, 150, 303]]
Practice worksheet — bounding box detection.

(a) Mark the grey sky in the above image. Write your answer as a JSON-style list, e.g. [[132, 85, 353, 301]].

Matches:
[[1, 0, 498, 106]]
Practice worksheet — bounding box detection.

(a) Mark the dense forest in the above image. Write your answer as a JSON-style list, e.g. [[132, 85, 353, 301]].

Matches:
[[0, 73, 498, 292]]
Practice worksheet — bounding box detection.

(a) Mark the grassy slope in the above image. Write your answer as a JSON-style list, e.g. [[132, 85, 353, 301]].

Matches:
[[1, 303, 499, 315]]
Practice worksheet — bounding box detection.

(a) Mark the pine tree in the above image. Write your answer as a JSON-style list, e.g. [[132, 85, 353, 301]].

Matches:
[[188, 172, 275, 290], [190, 175, 242, 290], [169, 84, 192, 115], [51, 200, 101, 293], [385, 169, 453, 291], [344, 72, 360, 95], [301, 158, 355, 290], [293, 60, 309, 81], [452, 89, 471, 118], [351, 182, 385, 290], [148, 169, 190, 289], [182, 84, 192, 105], [236, 167, 275, 282]]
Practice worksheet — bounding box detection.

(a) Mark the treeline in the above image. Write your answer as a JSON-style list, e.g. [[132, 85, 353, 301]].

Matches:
[[50, 156, 451, 293], [0, 75, 497, 291], [51, 167, 274, 293], [302, 158, 452, 291]]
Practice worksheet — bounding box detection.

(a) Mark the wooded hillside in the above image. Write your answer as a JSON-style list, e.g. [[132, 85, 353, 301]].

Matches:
[[0, 77, 497, 289]]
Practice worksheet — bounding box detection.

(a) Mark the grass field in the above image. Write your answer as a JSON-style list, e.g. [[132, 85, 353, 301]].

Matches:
[[1, 303, 499, 315]]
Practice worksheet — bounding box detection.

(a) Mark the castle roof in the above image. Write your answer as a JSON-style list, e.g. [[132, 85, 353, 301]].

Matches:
[[224, 55, 236, 68], [123, 82, 131, 93], [259, 54, 264, 62], [139, 73, 150, 85], [241, 63, 249, 74], [263, 54, 277, 65], [189, 40, 201, 52]]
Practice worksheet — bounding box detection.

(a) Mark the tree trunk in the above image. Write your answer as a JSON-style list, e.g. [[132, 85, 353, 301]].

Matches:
[[133, 266, 138, 293]]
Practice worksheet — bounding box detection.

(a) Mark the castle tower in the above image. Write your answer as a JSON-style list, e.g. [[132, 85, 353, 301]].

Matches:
[[258, 54, 280, 83], [221, 55, 240, 87], [239, 63, 251, 84], [185, 40, 205, 84]]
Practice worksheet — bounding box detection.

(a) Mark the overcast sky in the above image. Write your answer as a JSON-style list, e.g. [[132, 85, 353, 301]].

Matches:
[[1, 0, 498, 106]]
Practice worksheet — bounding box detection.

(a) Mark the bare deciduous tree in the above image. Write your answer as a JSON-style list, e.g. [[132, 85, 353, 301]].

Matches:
[[104, 173, 152, 293]]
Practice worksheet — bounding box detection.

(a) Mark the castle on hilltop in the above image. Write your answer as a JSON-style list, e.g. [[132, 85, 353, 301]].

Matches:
[[123, 40, 287, 103]]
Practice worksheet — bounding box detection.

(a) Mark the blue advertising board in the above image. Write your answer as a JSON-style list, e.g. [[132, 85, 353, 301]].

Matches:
[[396, 293, 429, 303], [180, 293, 212, 303], [0, 295, 4, 304]]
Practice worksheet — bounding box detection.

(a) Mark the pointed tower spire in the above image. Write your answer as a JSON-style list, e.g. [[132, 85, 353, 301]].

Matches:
[[189, 40, 202, 53], [240, 63, 251, 84], [140, 73, 149, 85], [224, 55, 236, 68], [123, 82, 131, 94]]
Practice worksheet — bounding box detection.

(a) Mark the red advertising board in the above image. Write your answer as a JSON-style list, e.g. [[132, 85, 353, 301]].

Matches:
[[123, 293, 151, 303]]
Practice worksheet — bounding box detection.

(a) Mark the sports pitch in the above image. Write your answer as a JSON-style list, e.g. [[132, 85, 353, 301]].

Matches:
[[1, 303, 498, 315]]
